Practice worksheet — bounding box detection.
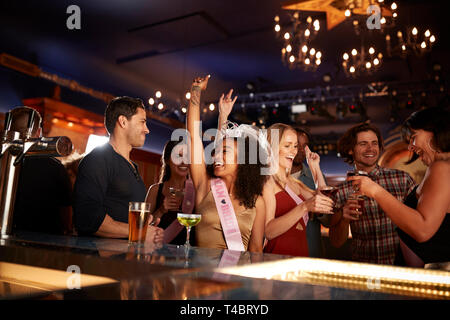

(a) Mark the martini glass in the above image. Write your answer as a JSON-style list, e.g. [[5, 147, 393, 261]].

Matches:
[[177, 213, 201, 247]]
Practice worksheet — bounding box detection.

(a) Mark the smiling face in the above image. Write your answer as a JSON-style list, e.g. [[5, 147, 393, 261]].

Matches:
[[213, 138, 238, 178], [125, 108, 149, 147], [277, 129, 298, 171], [350, 130, 380, 172], [170, 144, 189, 177], [407, 129, 436, 166]]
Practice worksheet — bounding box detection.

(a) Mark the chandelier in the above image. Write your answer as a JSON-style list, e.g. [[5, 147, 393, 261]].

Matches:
[[385, 26, 437, 58], [342, 45, 383, 77], [343, 0, 399, 35], [274, 13, 323, 71]]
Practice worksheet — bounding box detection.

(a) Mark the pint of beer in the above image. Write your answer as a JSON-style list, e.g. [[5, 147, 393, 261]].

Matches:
[[128, 202, 151, 243]]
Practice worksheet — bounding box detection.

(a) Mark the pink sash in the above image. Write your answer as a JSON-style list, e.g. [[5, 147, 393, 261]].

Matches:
[[210, 178, 245, 251], [163, 179, 195, 244], [285, 185, 308, 226]]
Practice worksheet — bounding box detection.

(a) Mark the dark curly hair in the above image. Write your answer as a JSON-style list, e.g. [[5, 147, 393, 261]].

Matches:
[[402, 106, 450, 164], [206, 135, 269, 209], [337, 122, 384, 165]]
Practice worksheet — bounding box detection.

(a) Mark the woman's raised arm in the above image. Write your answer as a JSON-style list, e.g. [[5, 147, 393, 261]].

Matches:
[[187, 75, 210, 204]]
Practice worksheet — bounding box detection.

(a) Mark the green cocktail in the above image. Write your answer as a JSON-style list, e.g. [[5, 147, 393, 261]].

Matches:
[[177, 213, 201, 247]]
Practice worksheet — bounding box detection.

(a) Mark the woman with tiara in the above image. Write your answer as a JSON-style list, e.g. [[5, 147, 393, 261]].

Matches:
[[186, 75, 270, 252]]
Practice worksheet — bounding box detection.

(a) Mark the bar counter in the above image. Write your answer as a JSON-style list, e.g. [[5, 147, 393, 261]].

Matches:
[[0, 231, 449, 300]]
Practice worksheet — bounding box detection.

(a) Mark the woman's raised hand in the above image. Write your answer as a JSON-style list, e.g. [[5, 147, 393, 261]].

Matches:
[[191, 75, 210, 91], [219, 89, 237, 118]]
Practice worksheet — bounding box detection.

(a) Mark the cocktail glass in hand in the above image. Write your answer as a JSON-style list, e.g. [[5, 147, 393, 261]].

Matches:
[[347, 193, 365, 220], [177, 213, 201, 247], [314, 186, 337, 214], [346, 170, 368, 219], [128, 202, 152, 244]]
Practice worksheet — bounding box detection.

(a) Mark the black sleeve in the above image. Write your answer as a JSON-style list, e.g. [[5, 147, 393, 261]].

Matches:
[[73, 153, 110, 235]]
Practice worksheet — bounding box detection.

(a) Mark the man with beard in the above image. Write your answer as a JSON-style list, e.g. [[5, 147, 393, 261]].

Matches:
[[329, 123, 415, 265], [73, 96, 163, 243]]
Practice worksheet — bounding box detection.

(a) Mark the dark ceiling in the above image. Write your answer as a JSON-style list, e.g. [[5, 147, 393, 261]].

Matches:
[[0, 0, 448, 143]]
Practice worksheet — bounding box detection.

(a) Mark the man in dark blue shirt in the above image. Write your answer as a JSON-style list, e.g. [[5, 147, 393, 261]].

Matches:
[[291, 127, 330, 258], [73, 96, 163, 243]]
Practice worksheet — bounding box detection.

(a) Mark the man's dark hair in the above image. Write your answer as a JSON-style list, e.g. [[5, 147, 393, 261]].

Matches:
[[9, 106, 42, 137], [337, 122, 384, 164], [401, 106, 450, 163], [104, 96, 145, 135], [292, 125, 310, 140]]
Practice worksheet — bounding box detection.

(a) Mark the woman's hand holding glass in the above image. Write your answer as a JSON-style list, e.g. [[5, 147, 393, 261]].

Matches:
[[301, 193, 335, 214]]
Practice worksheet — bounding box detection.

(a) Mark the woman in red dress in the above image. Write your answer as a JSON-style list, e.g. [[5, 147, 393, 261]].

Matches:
[[263, 123, 334, 257]]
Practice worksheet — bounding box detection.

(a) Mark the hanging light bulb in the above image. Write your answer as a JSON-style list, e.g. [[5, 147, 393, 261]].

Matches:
[[185, 92, 191, 100], [412, 27, 418, 36], [209, 103, 215, 111], [155, 91, 162, 98], [275, 24, 281, 32], [289, 55, 295, 63], [350, 66, 356, 73], [393, 12, 398, 18], [366, 62, 372, 69], [284, 32, 290, 40], [181, 107, 187, 113], [425, 30, 431, 37], [305, 29, 310, 37], [313, 20, 320, 31], [315, 59, 321, 65], [391, 2, 397, 10], [397, 31, 402, 38], [302, 45, 308, 53], [345, 9, 351, 17], [307, 16, 312, 23], [401, 44, 406, 51], [343, 53, 349, 60], [421, 41, 426, 49], [157, 103, 164, 110], [373, 58, 380, 65], [369, 47, 375, 55], [380, 17, 386, 24], [305, 58, 310, 65], [430, 35, 436, 43], [274, 16, 280, 22], [286, 44, 292, 52], [316, 51, 322, 59], [310, 48, 316, 56], [148, 98, 155, 105], [351, 49, 357, 56]]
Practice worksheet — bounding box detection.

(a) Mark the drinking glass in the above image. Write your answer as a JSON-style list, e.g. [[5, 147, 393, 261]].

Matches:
[[177, 213, 201, 247], [128, 202, 151, 243]]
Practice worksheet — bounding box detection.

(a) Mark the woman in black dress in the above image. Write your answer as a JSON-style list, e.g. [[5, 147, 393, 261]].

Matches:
[[348, 107, 450, 265]]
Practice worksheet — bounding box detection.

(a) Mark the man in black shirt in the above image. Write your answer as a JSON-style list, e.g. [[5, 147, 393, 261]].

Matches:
[[9, 107, 73, 235], [73, 96, 163, 243]]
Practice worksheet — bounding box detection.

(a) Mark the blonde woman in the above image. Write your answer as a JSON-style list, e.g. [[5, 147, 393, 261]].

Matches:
[[263, 123, 334, 256]]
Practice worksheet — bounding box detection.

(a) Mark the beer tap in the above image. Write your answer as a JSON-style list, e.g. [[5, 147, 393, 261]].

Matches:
[[13, 109, 40, 166], [0, 112, 18, 158], [0, 107, 73, 236]]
